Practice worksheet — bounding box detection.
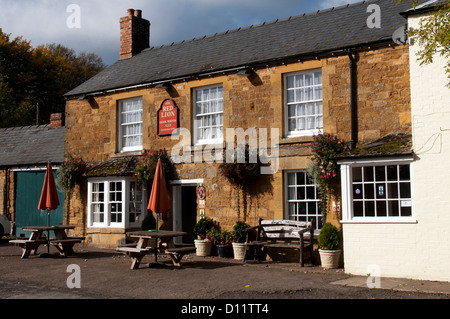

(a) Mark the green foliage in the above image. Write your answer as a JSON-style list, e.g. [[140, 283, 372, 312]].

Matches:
[[318, 223, 340, 250], [308, 133, 345, 222], [0, 29, 105, 128], [398, 0, 450, 87], [56, 154, 87, 193], [141, 213, 157, 231], [206, 228, 234, 246], [193, 217, 215, 239], [135, 149, 177, 189], [232, 220, 250, 243]]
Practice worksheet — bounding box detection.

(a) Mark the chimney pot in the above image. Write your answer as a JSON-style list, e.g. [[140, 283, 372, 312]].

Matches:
[[134, 10, 142, 18], [127, 9, 135, 17]]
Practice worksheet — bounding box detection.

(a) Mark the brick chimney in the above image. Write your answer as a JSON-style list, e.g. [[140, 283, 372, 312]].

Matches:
[[120, 9, 150, 60], [50, 113, 64, 129]]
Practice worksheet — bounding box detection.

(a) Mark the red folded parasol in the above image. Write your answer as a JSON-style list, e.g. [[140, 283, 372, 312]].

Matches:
[[38, 162, 60, 211], [147, 159, 171, 218], [38, 162, 60, 254], [146, 159, 171, 266]]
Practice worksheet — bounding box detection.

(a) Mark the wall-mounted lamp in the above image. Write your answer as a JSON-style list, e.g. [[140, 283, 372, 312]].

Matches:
[[77, 94, 93, 101], [155, 83, 172, 89], [237, 69, 254, 77]]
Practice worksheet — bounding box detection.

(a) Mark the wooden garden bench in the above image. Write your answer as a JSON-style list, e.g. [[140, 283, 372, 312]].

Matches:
[[9, 239, 47, 258], [116, 245, 156, 269], [50, 237, 85, 257], [244, 218, 315, 266], [164, 246, 196, 267]]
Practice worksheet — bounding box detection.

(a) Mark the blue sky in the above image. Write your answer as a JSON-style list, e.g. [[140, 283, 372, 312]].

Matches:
[[0, 0, 361, 65]]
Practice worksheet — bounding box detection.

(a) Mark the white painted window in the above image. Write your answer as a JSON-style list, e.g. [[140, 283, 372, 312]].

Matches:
[[284, 69, 323, 137], [284, 170, 322, 232], [88, 177, 146, 228], [339, 157, 415, 223], [193, 84, 224, 145], [119, 97, 143, 152]]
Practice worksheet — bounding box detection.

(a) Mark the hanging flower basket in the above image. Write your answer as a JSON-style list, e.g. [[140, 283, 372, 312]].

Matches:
[[307, 133, 345, 222], [219, 145, 263, 217], [135, 149, 176, 190], [56, 154, 87, 193]]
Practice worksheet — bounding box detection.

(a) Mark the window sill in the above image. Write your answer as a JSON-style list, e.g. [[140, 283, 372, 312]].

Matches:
[[87, 227, 126, 233], [194, 139, 224, 146], [340, 218, 418, 224], [112, 151, 143, 157], [280, 135, 315, 145]]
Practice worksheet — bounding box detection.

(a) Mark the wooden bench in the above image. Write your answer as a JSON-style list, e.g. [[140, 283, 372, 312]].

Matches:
[[9, 239, 47, 258], [164, 246, 196, 267], [117, 245, 157, 269], [244, 218, 315, 267], [50, 237, 85, 257], [117, 244, 196, 269]]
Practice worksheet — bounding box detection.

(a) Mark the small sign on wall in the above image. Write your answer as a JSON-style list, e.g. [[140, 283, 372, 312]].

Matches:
[[197, 185, 206, 200], [157, 98, 179, 136]]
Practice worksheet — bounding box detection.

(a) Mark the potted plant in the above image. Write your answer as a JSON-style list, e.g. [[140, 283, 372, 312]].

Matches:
[[193, 217, 215, 256], [207, 228, 233, 258], [231, 220, 250, 260], [318, 223, 341, 269]]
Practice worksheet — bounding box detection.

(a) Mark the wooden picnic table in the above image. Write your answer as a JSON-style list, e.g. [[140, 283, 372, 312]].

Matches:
[[9, 225, 85, 258], [117, 230, 196, 269]]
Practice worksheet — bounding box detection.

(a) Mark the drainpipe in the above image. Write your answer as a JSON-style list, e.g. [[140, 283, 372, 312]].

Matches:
[[2, 169, 7, 218], [348, 49, 358, 149]]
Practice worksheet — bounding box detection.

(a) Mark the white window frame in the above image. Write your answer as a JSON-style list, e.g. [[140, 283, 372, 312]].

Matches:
[[284, 170, 322, 234], [284, 69, 323, 137], [118, 97, 143, 153], [193, 84, 224, 145], [87, 177, 147, 228], [339, 156, 416, 224]]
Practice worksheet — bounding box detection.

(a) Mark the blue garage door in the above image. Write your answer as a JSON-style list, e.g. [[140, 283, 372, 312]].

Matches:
[[15, 171, 64, 237]]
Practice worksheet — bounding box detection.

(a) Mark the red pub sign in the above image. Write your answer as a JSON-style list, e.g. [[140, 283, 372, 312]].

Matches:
[[157, 99, 179, 136]]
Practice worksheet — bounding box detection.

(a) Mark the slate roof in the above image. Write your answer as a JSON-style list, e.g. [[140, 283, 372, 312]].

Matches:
[[0, 125, 65, 167], [65, 0, 420, 98]]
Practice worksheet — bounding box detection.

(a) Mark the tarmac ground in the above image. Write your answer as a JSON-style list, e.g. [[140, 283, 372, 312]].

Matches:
[[1, 241, 449, 315]]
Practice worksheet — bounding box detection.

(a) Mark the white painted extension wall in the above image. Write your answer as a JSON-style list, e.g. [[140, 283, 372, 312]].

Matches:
[[342, 12, 450, 282]]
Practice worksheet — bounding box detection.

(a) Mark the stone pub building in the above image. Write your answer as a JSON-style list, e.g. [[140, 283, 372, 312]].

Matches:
[[64, 1, 413, 256]]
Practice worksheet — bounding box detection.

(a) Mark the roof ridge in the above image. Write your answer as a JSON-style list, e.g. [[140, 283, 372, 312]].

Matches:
[[0, 124, 51, 132], [144, 0, 373, 52]]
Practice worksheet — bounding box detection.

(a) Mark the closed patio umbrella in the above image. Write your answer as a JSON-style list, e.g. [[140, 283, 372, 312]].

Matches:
[[147, 159, 171, 230], [38, 162, 60, 253], [147, 159, 171, 266]]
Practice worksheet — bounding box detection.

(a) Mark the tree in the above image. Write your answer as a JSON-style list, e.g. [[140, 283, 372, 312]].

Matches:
[[398, 0, 450, 86], [0, 29, 105, 128]]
